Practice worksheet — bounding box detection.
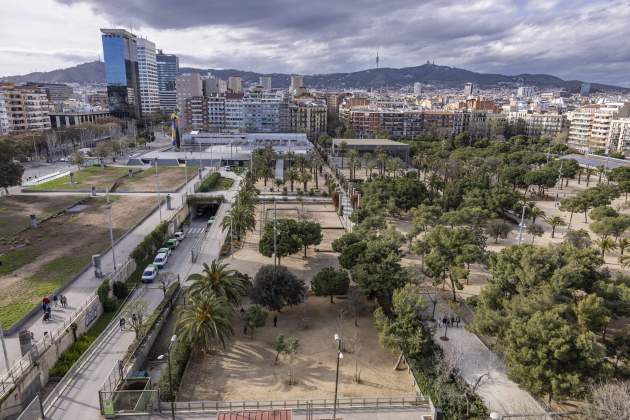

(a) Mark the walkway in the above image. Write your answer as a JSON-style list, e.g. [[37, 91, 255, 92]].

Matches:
[[43, 172, 240, 420], [432, 309, 544, 416]]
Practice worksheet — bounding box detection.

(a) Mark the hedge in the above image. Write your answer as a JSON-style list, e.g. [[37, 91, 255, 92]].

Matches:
[[157, 337, 192, 401], [197, 172, 221, 192], [129, 221, 169, 266]]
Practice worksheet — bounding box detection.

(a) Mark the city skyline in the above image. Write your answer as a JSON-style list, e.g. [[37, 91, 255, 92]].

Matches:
[[2, 0, 630, 87]]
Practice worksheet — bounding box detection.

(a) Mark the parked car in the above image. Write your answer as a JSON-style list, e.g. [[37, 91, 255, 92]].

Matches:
[[153, 252, 168, 268], [141, 264, 159, 283], [174, 231, 186, 241], [164, 238, 179, 249], [224, 166, 231, 172], [207, 216, 215, 226], [158, 247, 172, 257]]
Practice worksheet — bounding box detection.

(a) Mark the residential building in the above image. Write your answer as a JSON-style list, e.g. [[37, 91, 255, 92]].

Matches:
[[0, 83, 51, 131], [517, 86, 535, 98], [176, 73, 204, 120], [227, 76, 242, 94], [413, 82, 422, 96], [100, 28, 142, 119], [288, 97, 327, 138], [0, 91, 9, 134], [184, 96, 208, 130], [580, 83, 591, 97], [506, 111, 566, 137], [260, 76, 272, 91], [156, 50, 179, 113], [26, 83, 74, 105], [88, 92, 109, 110], [608, 118, 630, 153], [290, 74, 306, 96], [567, 103, 630, 153], [205, 76, 221, 95]]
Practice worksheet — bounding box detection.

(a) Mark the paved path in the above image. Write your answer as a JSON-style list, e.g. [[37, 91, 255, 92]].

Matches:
[[432, 310, 544, 416], [1, 169, 235, 373], [43, 172, 240, 420]]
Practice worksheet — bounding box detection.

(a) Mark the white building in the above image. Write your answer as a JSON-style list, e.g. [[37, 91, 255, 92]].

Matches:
[[517, 86, 535, 98], [568, 103, 630, 153], [136, 38, 160, 114], [464, 82, 474, 96], [0, 90, 9, 134], [228, 76, 242, 94], [608, 118, 630, 153], [0, 84, 51, 132], [413, 82, 422, 96]]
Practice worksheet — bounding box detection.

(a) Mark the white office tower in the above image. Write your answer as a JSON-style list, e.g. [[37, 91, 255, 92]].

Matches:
[[136, 38, 160, 114], [260, 76, 272, 91], [228, 76, 242, 94], [413, 82, 422, 96], [463, 82, 474, 96]]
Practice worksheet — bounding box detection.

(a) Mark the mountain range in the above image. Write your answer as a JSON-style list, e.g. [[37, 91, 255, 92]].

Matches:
[[2, 61, 627, 93]]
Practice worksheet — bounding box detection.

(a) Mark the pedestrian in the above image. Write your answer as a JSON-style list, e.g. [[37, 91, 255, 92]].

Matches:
[[43, 296, 50, 306], [42, 302, 48, 313], [442, 316, 448, 327], [53, 295, 58, 307], [61, 295, 67, 308], [455, 316, 461, 327], [119, 317, 126, 331], [243, 325, 248, 335], [450, 316, 456, 327], [131, 313, 138, 325], [273, 315, 278, 327]]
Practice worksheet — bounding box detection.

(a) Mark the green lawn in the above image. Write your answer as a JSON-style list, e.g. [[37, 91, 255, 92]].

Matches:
[[0, 195, 82, 237], [0, 255, 89, 329], [0, 248, 37, 275], [25, 166, 129, 191], [212, 177, 234, 191]]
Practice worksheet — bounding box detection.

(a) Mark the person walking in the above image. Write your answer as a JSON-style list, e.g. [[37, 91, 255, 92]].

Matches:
[[455, 316, 461, 328], [119, 317, 126, 331], [450, 316, 456, 327], [53, 295, 58, 307], [273, 315, 278, 327]]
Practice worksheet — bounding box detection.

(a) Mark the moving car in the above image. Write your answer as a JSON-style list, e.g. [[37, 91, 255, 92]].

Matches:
[[141, 264, 159, 283], [224, 166, 231, 172], [207, 216, 215, 226], [174, 231, 185, 241], [164, 238, 179, 249], [153, 252, 168, 268]]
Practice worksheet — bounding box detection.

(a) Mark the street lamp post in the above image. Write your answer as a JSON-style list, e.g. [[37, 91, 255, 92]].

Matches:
[[107, 203, 117, 272], [517, 202, 528, 246], [157, 335, 177, 420], [333, 334, 343, 419]]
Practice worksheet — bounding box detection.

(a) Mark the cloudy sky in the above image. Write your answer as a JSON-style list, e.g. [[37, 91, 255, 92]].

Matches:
[[2, 0, 630, 86]]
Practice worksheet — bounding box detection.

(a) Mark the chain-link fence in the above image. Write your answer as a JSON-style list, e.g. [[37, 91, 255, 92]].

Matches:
[[16, 394, 43, 420]]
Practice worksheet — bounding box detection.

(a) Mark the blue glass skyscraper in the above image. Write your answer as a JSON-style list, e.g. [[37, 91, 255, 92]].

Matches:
[[101, 29, 142, 119]]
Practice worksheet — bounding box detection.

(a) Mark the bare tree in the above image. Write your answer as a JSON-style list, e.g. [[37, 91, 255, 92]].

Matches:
[[585, 381, 630, 419], [122, 300, 149, 338]]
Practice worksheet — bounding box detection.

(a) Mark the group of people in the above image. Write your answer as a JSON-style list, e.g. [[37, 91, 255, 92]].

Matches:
[[41, 294, 69, 322], [439, 315, 461, 328], [119, 313, 138, 331]]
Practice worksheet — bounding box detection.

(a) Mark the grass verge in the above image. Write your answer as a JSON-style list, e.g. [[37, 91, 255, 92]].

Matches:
[[25, 166, 129, 191]]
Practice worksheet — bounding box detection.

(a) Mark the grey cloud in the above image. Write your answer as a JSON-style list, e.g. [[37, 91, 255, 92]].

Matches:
[[53, 0, 630, 86]]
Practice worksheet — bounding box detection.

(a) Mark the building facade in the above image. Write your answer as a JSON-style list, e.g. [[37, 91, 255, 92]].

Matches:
[[49, 111, 112, 128], [608, 118, 630, 153], [156, 50, 179, 113], [567, 103, 630, 153], [288, 98, 327, 138], [227, 76, 242, 94], [101, 29, 142, 119], [176, 73, 204, 123], [0, 84, 51, 132], [260, 76, 272, 91], [136, 38, 160, 115], [0, 91, 9, 134]]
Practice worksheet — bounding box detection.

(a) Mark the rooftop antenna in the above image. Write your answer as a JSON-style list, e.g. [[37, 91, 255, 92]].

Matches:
[[376, 49, 380, 69]]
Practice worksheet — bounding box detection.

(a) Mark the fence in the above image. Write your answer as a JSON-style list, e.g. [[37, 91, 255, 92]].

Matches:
[[15, 394, 43, 420]]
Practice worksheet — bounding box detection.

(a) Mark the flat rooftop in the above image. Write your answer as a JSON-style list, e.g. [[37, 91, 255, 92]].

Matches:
[[560, 153, 630, 169], [332, 138, 409, 147]]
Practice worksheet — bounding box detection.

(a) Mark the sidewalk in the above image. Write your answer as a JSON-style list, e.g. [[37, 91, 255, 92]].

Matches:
[[432, 310, 544, 416], [43, 173, 239, 420]]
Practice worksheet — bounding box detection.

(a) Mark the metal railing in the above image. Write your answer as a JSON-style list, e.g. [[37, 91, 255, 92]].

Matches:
[[16, 394, 44, 420]]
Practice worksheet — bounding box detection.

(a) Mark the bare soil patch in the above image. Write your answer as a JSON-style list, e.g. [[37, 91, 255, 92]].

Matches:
[[116, 166, 196, 192]]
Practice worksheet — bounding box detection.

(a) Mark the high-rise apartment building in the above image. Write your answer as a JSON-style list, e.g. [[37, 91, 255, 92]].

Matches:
[[580, 83, 591, 97], [567, 103, 630, 153], [260, 76, 272, 91], [413, 82, 422, 96], [100, 29, 142, 119], [607, 118, 630, 153], [156, 50, 179, 113], [176, 73, 204, 120], [227, 76, 242, 94], [136, 38, 160, 114], [288, 98, 327, 138], [517, 86, 535, 98], [0, 84, 51, 132]]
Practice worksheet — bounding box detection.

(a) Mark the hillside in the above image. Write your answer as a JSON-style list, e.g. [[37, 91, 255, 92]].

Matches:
[[2, 61, 627, 93]]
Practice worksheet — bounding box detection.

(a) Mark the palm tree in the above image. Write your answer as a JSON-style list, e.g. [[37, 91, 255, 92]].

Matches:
[[176, 293, 234, 353], [339, 141, 348, 168], [347, 149, 359, 180], [187, 261, 248, 305], [286, 168, 299, 192], [619, 253, 630, 268], [576, 167, 583, 184], [412, 154, 424, 178], [300, 170, 312, 191], [595, 237, 616, 258], [221, 200, 256, 241], [597, 165, 607, 184], [529, 206, 545, 224], [375, 147, 387, 177], [585, 168, 595, 187], [543, 216, 566, 238], [618, 237, 630, 255]]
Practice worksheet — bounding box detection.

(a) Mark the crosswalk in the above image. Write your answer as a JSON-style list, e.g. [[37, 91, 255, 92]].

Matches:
[[187, 226, 206, 236]]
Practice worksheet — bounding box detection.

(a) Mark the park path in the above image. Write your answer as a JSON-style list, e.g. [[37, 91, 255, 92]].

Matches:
[[43, 172, 240, 420], [432, 307, 544, 416]]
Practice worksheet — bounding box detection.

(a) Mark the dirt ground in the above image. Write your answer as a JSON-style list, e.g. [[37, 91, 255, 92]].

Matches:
[[0, 194, 81, 237], [226, 201, 345, 286], [254, 169, 328, 196], [115, 166, 196, 192], [0, 195, 156, 328], [178, 296, 417, 402]]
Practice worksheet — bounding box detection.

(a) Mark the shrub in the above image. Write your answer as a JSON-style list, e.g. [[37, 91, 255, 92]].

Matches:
[[197, 172, 221, 192], [112, 281, 129, 300], [97, 280, 110, 304]]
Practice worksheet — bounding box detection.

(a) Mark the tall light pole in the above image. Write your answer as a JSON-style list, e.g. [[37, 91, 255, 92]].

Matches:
[[158, 334, 177, 420], [333, 333, 343, 419], [273, 198, 277, 268], [517, 202, 528, 246], [155, 158, 162, 222]]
